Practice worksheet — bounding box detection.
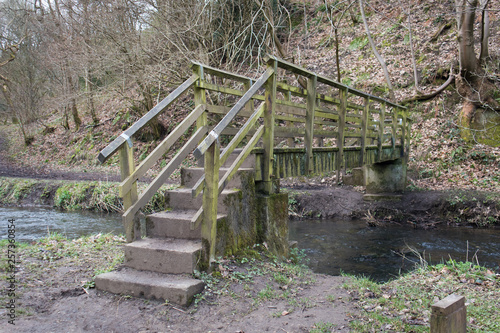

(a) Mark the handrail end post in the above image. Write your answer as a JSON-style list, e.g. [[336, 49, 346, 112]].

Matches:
[[97, 153, 106, 164]]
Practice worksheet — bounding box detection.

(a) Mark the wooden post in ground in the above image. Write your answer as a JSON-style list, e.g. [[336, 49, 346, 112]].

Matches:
[[262, 57, 277, 194], [305, 74, 317, 175], [201, 141, 220, 268], [430, 294, 466, 333], [119, 143, 139, 242]]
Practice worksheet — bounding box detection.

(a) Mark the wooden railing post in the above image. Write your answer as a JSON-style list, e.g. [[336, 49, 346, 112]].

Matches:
[[262, 57, 277, 194], [193, 63, 207, 131], [403, 109, 410, 157], [284, 87, 295, 148], [431, 294, 466, 333], [400, 110, 407, 156], [391, 106, 398, 153], [305, 74, 317, 175], [361, 97, 369, 166], [202, 141, 220, 268], [336, 88, 347, 182], [244, 78, 254, 116], [316, 97, 323, 148], [119, 142, 139, 242], [378, 102, 386, 162]]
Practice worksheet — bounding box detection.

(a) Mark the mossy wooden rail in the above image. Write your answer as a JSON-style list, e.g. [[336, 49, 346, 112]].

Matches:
[[98, 55, 410, 265]]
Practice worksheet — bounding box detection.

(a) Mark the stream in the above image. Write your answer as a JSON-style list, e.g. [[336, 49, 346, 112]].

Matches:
[[0, 207, 122, 242], [289, 219, 500, 282], [1, 207, 499, 282]]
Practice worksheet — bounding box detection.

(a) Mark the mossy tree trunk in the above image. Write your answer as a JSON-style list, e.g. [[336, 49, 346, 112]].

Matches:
[[455, 0, 499, 141]]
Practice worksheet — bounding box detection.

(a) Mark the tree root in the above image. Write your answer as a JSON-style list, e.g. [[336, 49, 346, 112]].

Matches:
[[400, 72, 455, 105]]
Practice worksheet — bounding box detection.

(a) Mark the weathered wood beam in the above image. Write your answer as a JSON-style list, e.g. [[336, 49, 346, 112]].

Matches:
[[98, 74, 198, 163], [121, 126, 207, 233], [305, 74, 317, 174], [193, 67, 273, 160], [120, 144, 138, 242], [119, 104, 205, 196]]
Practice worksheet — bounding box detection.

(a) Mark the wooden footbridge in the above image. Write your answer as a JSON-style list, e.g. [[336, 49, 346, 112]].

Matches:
[[95, 56, 410, 305]]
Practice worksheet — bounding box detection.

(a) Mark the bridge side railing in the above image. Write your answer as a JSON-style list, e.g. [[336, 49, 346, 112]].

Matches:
[[97, 74, 204, 242], [266, 55, 410, 179]]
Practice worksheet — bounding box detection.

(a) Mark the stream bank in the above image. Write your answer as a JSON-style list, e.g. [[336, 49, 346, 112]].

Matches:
[[1, 176, 499, 228]]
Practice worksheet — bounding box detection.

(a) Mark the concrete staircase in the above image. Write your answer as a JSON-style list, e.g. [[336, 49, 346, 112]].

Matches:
[[95, 150, 254, 306]]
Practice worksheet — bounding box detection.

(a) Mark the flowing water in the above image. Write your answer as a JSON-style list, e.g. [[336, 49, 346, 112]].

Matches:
[[0, 207, 122, 242], [1, 207, 499, 282], [289, 219, 500, 282]]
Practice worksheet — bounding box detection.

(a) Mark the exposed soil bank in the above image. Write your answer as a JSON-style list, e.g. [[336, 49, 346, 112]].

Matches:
[[285, 183, 499, 227]]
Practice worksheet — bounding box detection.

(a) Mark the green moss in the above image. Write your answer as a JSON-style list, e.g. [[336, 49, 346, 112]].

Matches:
[[54, 183, 92, 210]]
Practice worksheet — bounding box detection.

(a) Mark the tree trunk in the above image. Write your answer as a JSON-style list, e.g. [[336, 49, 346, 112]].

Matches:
[[458, 0, 478, 79], [67, 75, 82, 130], [2, 82, 31, 145], [86, 67, 99, 125], [359, 0, 394, 100], [479, 0, 490, 62]]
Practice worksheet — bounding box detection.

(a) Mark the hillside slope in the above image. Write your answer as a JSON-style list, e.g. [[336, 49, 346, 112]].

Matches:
[[0, 0, 498, 193]]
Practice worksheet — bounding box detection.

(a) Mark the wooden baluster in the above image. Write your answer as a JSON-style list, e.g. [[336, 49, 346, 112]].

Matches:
[[193, 64, 207, 131], [361, 97, 369, 166], [305, 74, 317, 175], [391, 106, 397, 156], [284, 88, 295, 147], [202, 141, 220, 268], [378, 102, 386, 161], [402, 109, 409, 157], [120, 142, 139, 242], [315, 97, 323, 148], [262, 57, 277, 194], [244, 79, 254, 116], [336, 88, 347, 182]]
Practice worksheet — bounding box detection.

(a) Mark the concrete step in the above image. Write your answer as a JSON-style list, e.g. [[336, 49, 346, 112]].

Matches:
[[95, 267, 204, 306], [124, 238, 202, 274], [197, 148, 256, 168], [165, 188, 239, 213], [146, 210, 226, 239], [181, 167, 254, 188]]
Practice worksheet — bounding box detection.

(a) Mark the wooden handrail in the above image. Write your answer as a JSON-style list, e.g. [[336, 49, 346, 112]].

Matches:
[[119, 104, 206, 196], [218, 125, 264, 195], [193, 67, 274, 160], [191, 102, 265, 198], [265, 54, 406, 110], [191, 60, 251, 83], [98, 74, 199, 163], [122, 126, 208, 227]]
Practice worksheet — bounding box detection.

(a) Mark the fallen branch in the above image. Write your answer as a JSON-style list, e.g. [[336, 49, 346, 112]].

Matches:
[[429, 22, 452, 43]]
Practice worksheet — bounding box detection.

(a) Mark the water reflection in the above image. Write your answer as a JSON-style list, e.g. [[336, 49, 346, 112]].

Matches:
[[289, 219, 500, 282], [0, 207, 122, 243]]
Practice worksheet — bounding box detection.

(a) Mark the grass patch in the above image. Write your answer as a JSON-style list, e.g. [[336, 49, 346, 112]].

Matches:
[[0, 233, 125, 315], [344, 258, 500, 332], [192, 244, 314, 312], [0, 177, 177, 213]]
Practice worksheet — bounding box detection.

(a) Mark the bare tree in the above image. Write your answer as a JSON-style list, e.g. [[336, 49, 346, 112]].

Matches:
[[359, 0, 394, 99]]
